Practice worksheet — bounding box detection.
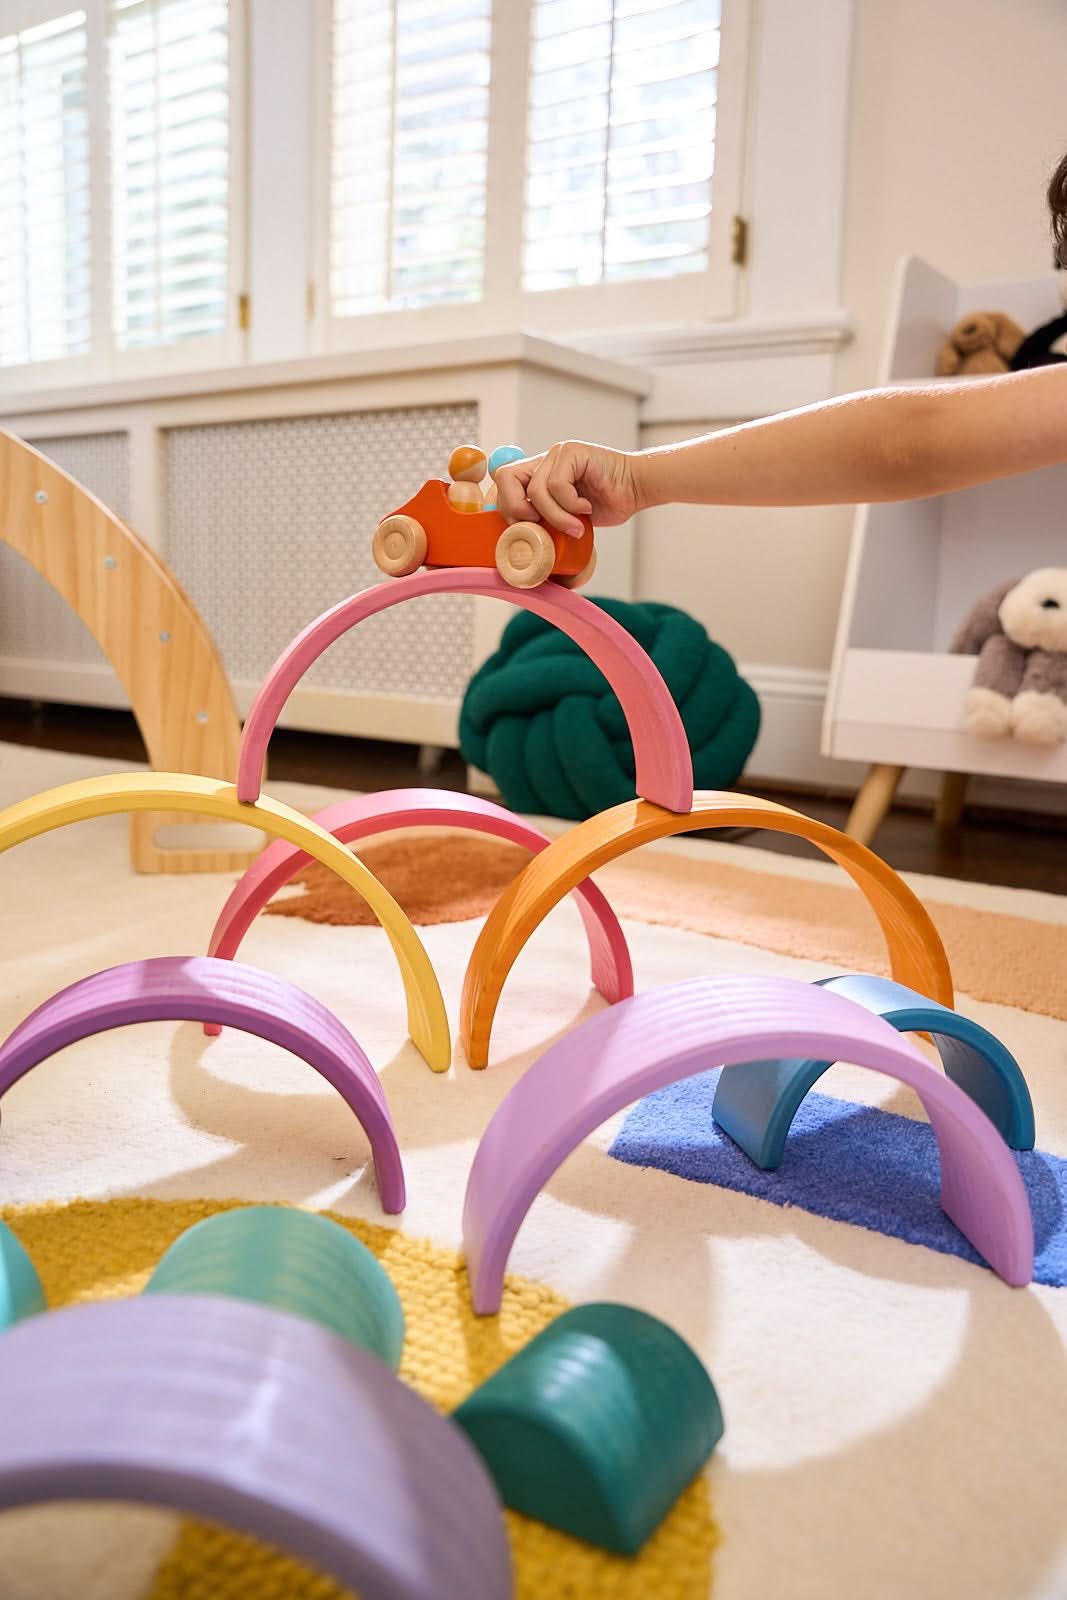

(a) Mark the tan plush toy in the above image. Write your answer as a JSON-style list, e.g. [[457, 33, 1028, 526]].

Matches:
[[935, 311, 1026, 376], [950, 569, 1067, 744]]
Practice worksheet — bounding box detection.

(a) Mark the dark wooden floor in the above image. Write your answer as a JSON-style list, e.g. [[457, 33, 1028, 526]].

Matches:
[[1, 696, 1064, 893]]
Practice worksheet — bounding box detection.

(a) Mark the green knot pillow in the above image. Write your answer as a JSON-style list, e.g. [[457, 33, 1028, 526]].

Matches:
[[459, 598, 761, 820]]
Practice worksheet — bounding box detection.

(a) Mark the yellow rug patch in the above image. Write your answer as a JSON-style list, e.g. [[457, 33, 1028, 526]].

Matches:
[[1, 1197, 717, 1599]]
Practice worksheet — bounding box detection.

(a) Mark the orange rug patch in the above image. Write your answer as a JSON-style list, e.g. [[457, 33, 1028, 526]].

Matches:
[[265, 835, 534, 927], [594, 850, 1067, 1022], [265, 832, 1067, 1022]]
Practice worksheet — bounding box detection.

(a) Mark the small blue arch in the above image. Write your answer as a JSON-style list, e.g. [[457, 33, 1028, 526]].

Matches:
[[712, 973, 1035, 1170]]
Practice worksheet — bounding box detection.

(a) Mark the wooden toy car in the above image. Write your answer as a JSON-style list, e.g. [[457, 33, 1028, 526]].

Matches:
[[371, 445, 597, 590]]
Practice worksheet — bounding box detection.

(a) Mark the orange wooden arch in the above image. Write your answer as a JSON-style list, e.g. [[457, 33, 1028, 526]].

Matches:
[[460, 793, 955, 1067]]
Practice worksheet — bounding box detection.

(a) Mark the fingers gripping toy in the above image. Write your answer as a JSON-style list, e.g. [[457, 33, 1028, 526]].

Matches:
[[372, 442, 597, 591], [950, 568, 1067, 744]]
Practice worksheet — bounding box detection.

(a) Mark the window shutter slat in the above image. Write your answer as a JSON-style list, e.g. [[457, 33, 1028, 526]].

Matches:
[[523, 0, 720, 291], [109, 0, 231, 351], [329, 0, 491, 317], [0, 9, 91, 367]]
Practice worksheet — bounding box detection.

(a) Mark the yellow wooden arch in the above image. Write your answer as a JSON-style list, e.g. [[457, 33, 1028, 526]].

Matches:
[[0, 429, 248, 874], [0, 770, 451, 1071]]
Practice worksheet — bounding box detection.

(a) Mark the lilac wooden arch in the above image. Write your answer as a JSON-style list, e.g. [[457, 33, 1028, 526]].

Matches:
[[205, 789, 632, 1039], [235, 570, 694, 812], [0, 1295, 511, 1599], [462, 975, 1034, 1313], [0, 957, 405, 1212]]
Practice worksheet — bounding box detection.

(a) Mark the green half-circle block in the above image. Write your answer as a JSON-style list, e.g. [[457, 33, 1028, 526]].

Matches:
[[143, 1206, 405, 1369], [452, 1302, 723, 1554], [0, 1220, 46, 1331]]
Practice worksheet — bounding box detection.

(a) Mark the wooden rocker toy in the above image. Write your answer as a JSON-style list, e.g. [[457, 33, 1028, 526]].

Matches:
[[0, 430, 248, 874]]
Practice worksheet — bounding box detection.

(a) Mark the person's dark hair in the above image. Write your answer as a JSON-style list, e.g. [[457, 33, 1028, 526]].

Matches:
[[1049, 151, 1067, 269]]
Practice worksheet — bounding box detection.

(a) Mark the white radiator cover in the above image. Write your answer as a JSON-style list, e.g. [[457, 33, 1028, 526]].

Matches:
[[162, 406, 479, 707], [0, 335, 645, 750]]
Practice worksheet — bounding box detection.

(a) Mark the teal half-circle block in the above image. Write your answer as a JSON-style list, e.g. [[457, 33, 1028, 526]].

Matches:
[[0, 1220, 46, 1331], [712, 973, 1035, 1171], [143, 1205, 404, 1369], [459, 598, 760, 820], [452, 1302, 723, 1554]]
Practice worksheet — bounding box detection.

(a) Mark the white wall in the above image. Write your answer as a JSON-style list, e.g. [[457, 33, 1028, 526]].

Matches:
[[635, 0, 1067, 696]]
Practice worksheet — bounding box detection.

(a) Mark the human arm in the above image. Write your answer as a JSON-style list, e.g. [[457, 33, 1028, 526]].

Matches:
[[493, 363, 1067, 535]]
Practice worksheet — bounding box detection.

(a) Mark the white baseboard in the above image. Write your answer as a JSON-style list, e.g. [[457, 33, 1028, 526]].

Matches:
[[0, 657, 461, 752], [2, 654, 1063, 819]]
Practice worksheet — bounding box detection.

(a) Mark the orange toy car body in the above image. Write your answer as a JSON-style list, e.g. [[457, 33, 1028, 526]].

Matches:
[[372, 479, 596, 591]]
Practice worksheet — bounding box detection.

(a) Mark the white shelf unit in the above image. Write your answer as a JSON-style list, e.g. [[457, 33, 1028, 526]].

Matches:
[[824, 256, 1067, 811], [0, 336, 647, 752]]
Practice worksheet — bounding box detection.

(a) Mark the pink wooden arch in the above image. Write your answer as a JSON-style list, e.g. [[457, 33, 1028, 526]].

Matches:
[[204, 789, 632, 1039], [236, 570, 694, 812], [462, 975, 1034, 1313]]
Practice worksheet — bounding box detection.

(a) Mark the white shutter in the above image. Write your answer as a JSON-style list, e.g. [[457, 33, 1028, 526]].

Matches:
[[109, 0, 230, 349], [330, 0, 491, 316], [524, 0, 720, 291], [0, 11, 91, 367]]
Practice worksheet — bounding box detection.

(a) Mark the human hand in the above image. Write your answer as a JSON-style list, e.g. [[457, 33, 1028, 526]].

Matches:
[[493, 439, 641, 536]]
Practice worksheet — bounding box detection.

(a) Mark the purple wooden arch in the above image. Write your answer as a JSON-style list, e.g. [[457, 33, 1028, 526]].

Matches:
[[235, 570, 694, 812], [0, 957, 405, 1212], [204, 788, 632, 1039], [0, 1295, 511, 1599], [462, 975, 1034, 1313]]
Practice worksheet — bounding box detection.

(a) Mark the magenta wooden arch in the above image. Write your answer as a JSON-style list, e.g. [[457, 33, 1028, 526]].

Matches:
[[235, 570, 694, 812], [0, 1295, 512, 1599], [0, 957, 405, 1212], [204, 788, 632, 1039], [462, 975, 1034, 1313]]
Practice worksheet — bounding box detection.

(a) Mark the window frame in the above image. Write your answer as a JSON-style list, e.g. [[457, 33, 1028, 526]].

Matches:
[[0, 0, 248, 390], [309, 0, 752, 355], [0, 0, 857, 399]]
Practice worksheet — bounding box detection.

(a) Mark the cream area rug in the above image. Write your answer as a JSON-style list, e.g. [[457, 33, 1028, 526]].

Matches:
[[0, 739, 1065, 1600]]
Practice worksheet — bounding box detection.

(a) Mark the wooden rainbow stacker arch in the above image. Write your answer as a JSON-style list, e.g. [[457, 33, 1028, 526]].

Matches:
[[235, 567, 696, 814], [460, 793, 954, 1068], [0, 429, 247, 874], [0, 771, 451, 1070]]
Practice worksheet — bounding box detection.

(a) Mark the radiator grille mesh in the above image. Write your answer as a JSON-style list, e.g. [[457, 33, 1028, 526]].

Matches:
[[162, 407, 479, 702]]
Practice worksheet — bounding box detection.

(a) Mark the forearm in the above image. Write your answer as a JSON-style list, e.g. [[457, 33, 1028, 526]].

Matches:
[[635, 366, 1067, 509]]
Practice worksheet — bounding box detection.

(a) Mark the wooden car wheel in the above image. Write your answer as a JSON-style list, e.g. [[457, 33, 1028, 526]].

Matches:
[[494, 522, 557, 589], [554, 548, 597, 590], [372, 515, 428, 577]]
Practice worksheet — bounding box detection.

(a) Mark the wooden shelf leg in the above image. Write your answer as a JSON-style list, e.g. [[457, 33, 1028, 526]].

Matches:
[[935, 771, 969, 830], [845, 763, 905, 846]]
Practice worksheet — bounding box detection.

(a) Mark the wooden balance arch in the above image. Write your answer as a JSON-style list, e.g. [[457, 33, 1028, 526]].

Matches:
[[0, 428, 248, 873]]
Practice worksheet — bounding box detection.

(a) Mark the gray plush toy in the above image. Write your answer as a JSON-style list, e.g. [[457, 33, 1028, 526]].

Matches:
[[950, 568, 1067, 745]]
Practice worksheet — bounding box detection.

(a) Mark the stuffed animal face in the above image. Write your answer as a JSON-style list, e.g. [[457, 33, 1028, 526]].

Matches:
[[998, 568, 1067, 651]]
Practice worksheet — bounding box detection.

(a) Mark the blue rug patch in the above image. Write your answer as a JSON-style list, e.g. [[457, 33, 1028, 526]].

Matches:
[[608, 1070, 1067, 1285]]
